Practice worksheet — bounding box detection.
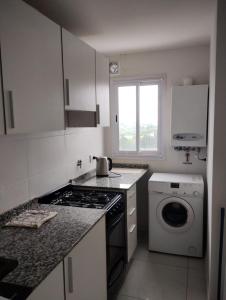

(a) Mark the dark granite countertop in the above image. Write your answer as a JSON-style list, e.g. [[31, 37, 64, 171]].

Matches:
[[72, 167, 148, 190], [0, 165, 148, 297], [0, 203, 105, 291]]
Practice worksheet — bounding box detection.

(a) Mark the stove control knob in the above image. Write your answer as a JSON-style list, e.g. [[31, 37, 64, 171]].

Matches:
[[193, 191, 199, 197]]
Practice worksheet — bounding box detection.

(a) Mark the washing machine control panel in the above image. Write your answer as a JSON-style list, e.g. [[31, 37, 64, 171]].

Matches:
[[148, 173, 204, 197], [149, 181, 204, 197], [169, 182, 203, 197]]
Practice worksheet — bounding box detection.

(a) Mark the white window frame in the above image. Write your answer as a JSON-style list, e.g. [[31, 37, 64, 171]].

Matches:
[[111, 75, 165, 159]]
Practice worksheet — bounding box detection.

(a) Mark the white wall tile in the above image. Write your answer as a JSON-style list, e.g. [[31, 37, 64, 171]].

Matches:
[[29, 166, 67, 198], [0, 137, 28, 184], [0, 128, 104, 212], [0, 179, 29, 213], [28, 135, 66, 177], [65, 127, 104, 179]]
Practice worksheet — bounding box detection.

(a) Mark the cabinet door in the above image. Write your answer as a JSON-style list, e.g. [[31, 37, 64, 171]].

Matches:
[[27, 263, 64, 300], [96, 52, 110, 127], [62, 28, 96, 112], [0, 0, 64, 134], [64, 217, 107, 300]]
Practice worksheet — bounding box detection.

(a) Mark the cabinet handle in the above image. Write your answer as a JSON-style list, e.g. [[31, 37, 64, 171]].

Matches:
[[65, 79, 70, 106], [129, 224, 136, 233], [129, 207, 136, 216], [7, 91, 15, 129], [96, 104, 100, 125], [68, 257, 74, 293]]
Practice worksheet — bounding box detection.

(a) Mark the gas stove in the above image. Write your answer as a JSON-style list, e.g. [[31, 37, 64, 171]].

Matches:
[[38, 184, 126, 295], [38, 185, 121, 209]]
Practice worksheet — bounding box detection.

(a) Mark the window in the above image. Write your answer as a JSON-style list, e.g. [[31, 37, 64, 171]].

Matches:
[[112, 77, 164, 158]]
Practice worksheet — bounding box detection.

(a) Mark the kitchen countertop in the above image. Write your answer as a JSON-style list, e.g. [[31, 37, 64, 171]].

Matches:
[[0, 203, 105, 291], [72, 167, 148, 190], [0, 165, 149, 297]]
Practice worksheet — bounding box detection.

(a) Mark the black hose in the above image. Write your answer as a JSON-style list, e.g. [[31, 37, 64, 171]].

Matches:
[[217, 207, 225, 300]]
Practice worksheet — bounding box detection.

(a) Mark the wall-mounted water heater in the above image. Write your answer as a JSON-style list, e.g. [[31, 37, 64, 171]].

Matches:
[[171, 84, 208, 147]]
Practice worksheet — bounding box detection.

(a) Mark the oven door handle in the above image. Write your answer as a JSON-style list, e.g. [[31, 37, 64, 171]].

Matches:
[[108, 212, 124, 232]]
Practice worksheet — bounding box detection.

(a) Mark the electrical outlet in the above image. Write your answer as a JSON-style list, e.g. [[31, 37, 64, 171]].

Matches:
[[77, 160, 82, 168]]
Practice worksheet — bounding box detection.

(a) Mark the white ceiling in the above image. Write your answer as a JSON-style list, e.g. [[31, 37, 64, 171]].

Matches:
[[25, 0, 215, 54]]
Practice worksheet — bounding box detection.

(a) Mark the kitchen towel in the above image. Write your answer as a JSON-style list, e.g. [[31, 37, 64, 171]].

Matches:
[[5, 210, 58, 229]]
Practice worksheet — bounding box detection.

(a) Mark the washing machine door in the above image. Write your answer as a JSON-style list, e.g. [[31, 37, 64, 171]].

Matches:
[[157, 197, 194, 232]]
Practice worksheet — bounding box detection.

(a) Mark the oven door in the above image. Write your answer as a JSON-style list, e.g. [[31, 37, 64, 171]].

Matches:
[[106, 209, 126, 293]]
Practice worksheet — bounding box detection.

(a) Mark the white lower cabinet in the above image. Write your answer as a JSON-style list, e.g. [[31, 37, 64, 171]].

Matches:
[[28, 217, 107, 300], [127, 185, 137, 262], [28, 262, 64, 300], [64, 217, 107, 300]]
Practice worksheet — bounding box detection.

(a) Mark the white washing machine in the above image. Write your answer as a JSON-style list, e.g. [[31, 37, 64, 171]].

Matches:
[[148, 173, 204, 257]]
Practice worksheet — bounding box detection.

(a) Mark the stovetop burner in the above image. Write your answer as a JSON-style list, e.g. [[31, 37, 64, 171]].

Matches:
[[39, 185, 120, 209]]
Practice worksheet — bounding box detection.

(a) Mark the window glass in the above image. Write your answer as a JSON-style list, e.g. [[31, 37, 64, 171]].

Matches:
[[139, 85, 158, 151], [118, 86, 136, 151], [113, 78, 163, 157]]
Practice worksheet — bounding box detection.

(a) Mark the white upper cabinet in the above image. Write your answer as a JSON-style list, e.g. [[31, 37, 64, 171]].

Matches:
[[96, 52, 110, 127], [0, 0, 64, 134], [62, 28, 96, 112]]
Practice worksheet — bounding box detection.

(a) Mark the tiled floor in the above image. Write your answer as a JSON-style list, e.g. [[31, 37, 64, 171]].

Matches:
[[115, 239, 206, 300]]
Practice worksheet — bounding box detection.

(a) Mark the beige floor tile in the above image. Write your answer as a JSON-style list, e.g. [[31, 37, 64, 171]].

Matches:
[[187, 269, 207, 300], [188, 257, 205, 272], [119, 259, 187, 300], [134, 244, 188, 268], [116, 295, 143, 300]]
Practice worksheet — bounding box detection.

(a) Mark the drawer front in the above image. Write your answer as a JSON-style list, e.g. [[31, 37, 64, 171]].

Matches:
[[127, 223, 137, 262], [127, 206, 137, 230], [127, 193, 136, 214], [127, 184, 137, 262], [127, 185, 136, 198]]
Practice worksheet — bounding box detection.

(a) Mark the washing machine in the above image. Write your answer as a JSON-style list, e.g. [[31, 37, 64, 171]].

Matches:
[[148, 173, 204, 257]]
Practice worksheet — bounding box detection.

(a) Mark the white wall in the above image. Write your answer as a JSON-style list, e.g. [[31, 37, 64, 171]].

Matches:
[[0, 128, 103, 213], [207, 0, 226, 298], [105, 45, 209, 176]]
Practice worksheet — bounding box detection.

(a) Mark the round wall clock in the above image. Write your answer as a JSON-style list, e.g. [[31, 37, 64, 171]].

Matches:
[[109, 62, 120, 75]]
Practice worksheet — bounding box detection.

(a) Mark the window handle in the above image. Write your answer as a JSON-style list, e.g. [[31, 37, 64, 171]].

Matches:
[[96, 104, 100, 125], [65, 78, 70, 106], [7, 91, 15, 129], [115, 114, 118, 123]]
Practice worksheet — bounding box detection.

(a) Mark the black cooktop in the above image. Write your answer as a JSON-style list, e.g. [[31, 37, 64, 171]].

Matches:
[[38, 185, 120, 209]]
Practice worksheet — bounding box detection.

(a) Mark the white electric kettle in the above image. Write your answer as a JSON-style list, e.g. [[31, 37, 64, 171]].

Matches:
[[93, 156, 113, 177]]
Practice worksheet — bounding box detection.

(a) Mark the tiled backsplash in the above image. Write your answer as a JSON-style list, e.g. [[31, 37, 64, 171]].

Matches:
[[0, 128, 103, 213]]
